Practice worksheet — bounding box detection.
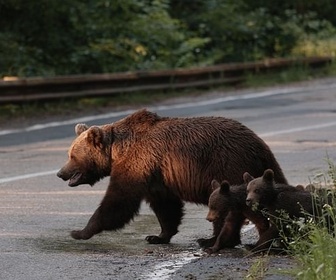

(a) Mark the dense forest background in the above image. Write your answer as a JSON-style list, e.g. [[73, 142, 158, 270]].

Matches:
[[1, 0, 336, 77]]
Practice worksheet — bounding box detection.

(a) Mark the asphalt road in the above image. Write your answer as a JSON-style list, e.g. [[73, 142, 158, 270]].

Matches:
[[0, 77, 336, 279]]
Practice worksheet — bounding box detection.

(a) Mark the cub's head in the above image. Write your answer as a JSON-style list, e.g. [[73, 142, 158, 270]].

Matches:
[[206, 180, 232, 222], [245, 169, 275, 208], [57, 123, 112, 187]]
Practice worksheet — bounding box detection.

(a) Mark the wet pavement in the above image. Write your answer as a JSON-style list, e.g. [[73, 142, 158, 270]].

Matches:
[[1, 77, 336, 279]]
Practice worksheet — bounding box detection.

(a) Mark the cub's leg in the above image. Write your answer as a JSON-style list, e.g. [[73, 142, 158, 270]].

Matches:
[[206, 211, 245, 253]]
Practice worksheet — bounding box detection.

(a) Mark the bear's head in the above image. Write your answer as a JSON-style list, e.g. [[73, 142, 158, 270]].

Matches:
[[245, 169, 275, 208], [206, 179, 232, 222], [57, 123, 112, 187]]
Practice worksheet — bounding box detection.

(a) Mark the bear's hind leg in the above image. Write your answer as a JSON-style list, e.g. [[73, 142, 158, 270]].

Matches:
[[146, 193, 184, 244]]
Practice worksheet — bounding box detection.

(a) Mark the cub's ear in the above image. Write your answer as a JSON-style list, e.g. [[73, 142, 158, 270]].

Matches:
[[263, 169, 274, 183], [305, 184, 315, 192], [75, 123, 89, 136], [86, 126, 105, 149], [295, 184, 305, 191], [219, 180, 230, 194], [211, 179, 221, 191], [243, 172, 254, 184]]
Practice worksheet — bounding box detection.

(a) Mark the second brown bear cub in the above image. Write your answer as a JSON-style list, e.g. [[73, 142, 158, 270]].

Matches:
[[205, 177, 269, 253], [245, 169, 324, 252]]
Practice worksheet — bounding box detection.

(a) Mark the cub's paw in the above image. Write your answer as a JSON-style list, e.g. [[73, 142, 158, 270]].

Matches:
[[244, 244, 255, 251], [197, 237, 216, 248], [204, 246, 219, 254]]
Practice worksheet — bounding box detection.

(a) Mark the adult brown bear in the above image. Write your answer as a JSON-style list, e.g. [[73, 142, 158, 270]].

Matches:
[[57, 109, 287, 245]]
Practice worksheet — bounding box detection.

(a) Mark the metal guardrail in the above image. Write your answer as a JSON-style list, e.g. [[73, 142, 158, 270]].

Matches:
[[0, 56, 332, 103]]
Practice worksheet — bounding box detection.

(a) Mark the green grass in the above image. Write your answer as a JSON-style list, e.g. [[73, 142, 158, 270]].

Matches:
[[290, 226, 336, 280], [289, 158, 336, 280], [245, 256, 269, 280], [282, 157, 336, 280], [244, 60, 336, 88], [245, 156, 336, 280]]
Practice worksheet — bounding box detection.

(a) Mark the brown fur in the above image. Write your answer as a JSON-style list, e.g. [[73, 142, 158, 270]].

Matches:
[[204, 179, 269, 253], [245, 169, 327, 252], [57, 109, 287, 244]]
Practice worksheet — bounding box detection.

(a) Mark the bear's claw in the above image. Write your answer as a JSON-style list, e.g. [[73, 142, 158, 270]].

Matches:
[[71, 230, 92, 240], [204, 246, 219, 254], [145, 235, 170, 244], [197, 237, 216, 248]]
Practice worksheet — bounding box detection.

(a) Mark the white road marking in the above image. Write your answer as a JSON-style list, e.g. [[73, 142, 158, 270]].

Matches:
[[259, 121, 336, 137], [0, 169, 59, 184], [142, 253, 199, 280], [143, 224, 255, 280]]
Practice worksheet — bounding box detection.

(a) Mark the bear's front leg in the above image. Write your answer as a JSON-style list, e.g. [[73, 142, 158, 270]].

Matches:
[[71, 190, 143, 240], [204, 211, 246, 253], [251, 224, 281, 253], [71, 207, 103, 240], [197, 218, 225, 248]]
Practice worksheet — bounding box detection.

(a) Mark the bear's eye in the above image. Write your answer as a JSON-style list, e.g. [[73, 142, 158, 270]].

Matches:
[[254, 189, 260, 194], [70, 154, 78, 161]]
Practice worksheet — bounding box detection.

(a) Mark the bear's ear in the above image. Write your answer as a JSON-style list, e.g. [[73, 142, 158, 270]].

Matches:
[[86, 126, 105, 149], [295, 184, 305, 191], [211, 179, 221, 191], [243, 172, 254, 183], [305, 184, 315, 192], [219, 180, 230, 194], [75, 123, 89, 136], [263, 169, 274, 183]]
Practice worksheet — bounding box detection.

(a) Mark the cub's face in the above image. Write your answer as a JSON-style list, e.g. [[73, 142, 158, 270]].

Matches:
[[57, 124, 111, 187], [206, 180, 231, 222], [245, 169, 275, 208], [245, 177, 265, 207]]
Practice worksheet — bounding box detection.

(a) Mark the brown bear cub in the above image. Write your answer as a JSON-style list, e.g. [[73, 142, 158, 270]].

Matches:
[[245, 169, 330, 252], [57, 109, 287, 245], [204, 178, 269, 253]]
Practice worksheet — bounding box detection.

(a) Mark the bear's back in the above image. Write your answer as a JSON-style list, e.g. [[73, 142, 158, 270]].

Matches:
[[112, 110, 287, 203], [274, 191, 314, 218]]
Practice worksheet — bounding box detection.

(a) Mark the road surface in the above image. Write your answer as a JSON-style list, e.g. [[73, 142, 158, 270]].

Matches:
[[0, 77, 336, 279]]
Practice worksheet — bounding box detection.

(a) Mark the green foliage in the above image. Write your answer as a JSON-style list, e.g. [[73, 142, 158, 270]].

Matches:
[[1, 0, 336, 77], [246, 256, 269, 279], [287, 221, 336, 280], [277, 158, 336, 280]]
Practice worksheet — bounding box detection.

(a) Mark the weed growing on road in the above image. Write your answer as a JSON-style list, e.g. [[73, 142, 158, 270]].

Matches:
[[245, 255, 269, 280], [247, 155, 336, 279], [282, 157, 336, 280]]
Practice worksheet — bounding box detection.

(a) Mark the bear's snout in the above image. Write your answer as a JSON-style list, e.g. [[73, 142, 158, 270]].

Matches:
[[57, 169, 67, 180], [57, 166, 85, 187], [245, 198, 252, 207], [206, 210, 218, 222]]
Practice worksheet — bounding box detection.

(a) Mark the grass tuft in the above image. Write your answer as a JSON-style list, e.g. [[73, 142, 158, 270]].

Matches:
[[281, 157, 336, 280]]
